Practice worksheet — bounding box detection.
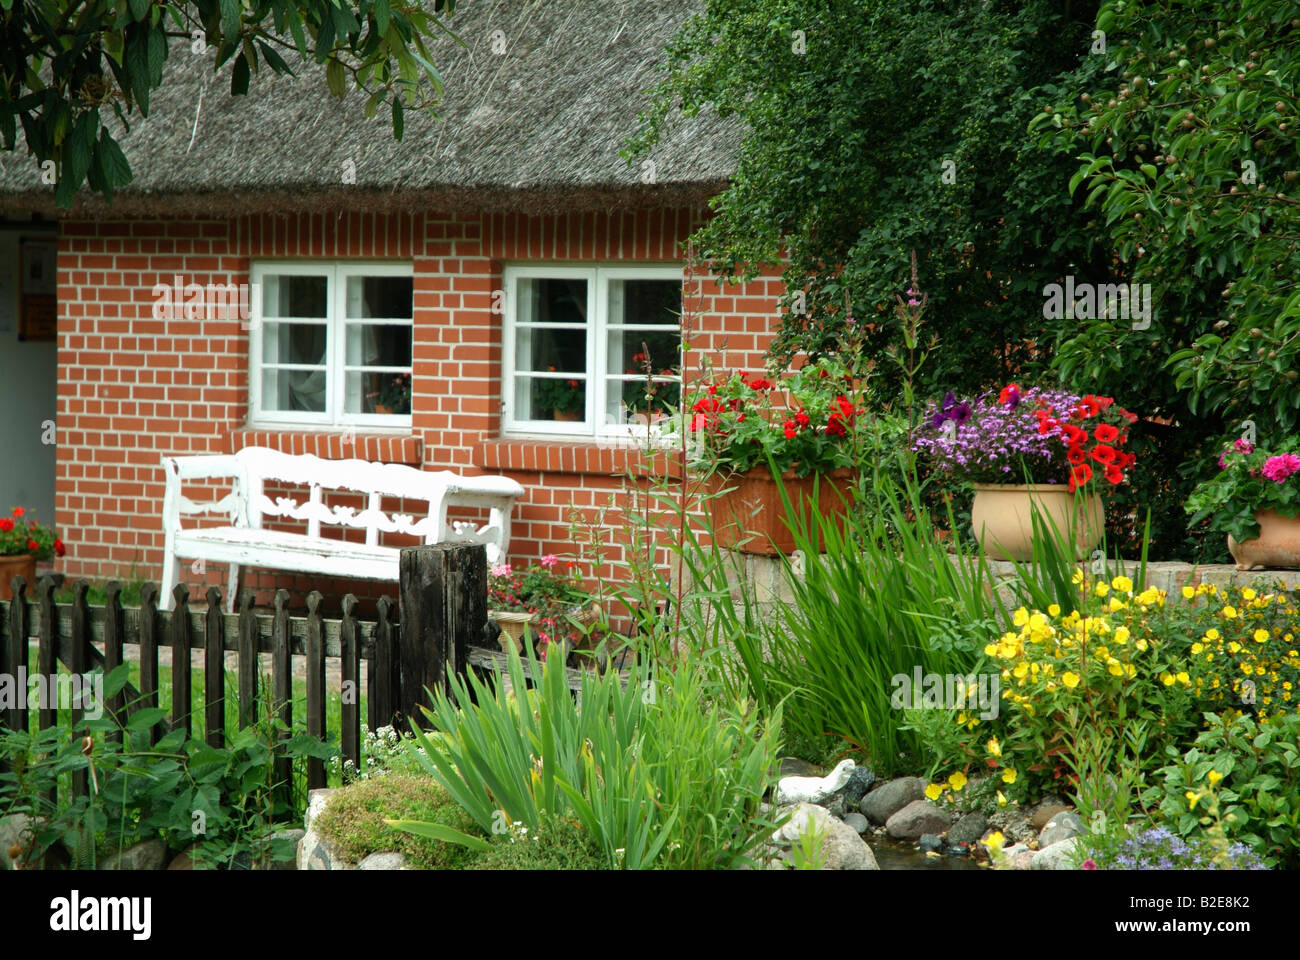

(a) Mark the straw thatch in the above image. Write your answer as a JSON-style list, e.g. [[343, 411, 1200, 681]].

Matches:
[[0, 0, 740, 218]]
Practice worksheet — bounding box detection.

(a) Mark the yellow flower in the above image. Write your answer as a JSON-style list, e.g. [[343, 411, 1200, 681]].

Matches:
[[1186, 790, 1202, 810], [1113, 626, 1130, 644], [1242, 588, 1256, 601], [1254, 629, 1270, 643], [1135, 638, 1149, 652], [925, 783, 945, 802], [1223, 605, 1238, 619], [948, 771, 968, 792], [1208, 770, 1224, 786], [1176, 671, 1190, 685], [1071, 569, 1084, 585], [1013, 662, 1029, 679], [1111, 575, 1133, 593], [1205, 628, 1220, 641], [1048, 603, 1061, 618], [987, 738, 1002, 758], [1002, 768, 1018, 784], [1013, 607, 1029, 627], [1062, 671, 1080, 689], [1161, 672, 1175, 686], [997, 790, 1008, 807], [984, 643, 999, 657], [1095, 582, 1110, 597], [983, 830, 1005, 854], [1182, 586, 1196, 599], [1228, 641, 1242, 654]]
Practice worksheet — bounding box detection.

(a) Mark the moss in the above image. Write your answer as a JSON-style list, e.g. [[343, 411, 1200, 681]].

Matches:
[[313, 774, 483, 870], [467, 815, 609, 871]]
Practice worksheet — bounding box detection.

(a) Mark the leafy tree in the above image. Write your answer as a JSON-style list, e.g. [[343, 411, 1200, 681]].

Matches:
[[1, 0, 457, 205]]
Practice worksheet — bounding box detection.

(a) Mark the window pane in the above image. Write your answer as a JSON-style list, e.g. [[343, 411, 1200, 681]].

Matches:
[[346, 276, 414, 319], [262, 275, 327, 319], [608, 378, 680, 425], [262, 321, 327, 365], [606, 328, 680, 381], [518, 277, 588, 325], [346, 371, 412, 415], [515, 375, 586, 422], [262, 367, 327, 412], [345, 323, 413, 366], [609, 278, 680, 326], [515, 325, 587, 375]]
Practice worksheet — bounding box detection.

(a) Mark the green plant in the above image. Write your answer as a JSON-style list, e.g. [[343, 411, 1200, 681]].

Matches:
[[488, 555, 586, 614], [533, 367, 585, 415], [368, 373, 411, 414], [1186, 436, 1300, 542], [787, 816, 827, 871], [466, 814, 608, 870], [1143, 711, 1300, 869], [0, 505, 65, 559]]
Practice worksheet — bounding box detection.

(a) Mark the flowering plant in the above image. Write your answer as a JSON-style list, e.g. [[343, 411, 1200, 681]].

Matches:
[[0, 506, 65, 560], [913, 384, 1139, 491], [621, 350, 679, 415], [488, 555, 586, 615], [1185, 436, 1300, 542], [685, 356, 865, 477], [369, 373, 411, 414], [533, 367, 584, 416]]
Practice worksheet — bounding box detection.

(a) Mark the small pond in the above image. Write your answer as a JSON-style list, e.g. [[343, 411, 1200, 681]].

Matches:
[[870, 837, 986, 870]]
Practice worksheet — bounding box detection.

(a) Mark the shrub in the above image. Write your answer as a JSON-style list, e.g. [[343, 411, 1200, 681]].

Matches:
[[468, 814, 607, 871]]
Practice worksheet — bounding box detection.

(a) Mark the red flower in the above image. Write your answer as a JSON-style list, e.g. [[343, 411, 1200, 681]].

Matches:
[[54, 538, 66, 557], [1037, 418, 1059, 436], [26, 539, 38, 552], [1060, 424, 1088, 446], [795, 409, 811, 428], [783, 420, 797, 440], [1093, 424, 1120, 444], [998, 383, 1021, 405], [0, 517, 13, 532], [1091, 444, 1118, 465], [1074, 398, 1101, 419], [1117, 408, 1139, 424], [12, 507, 24, 518], [1105, 464, 1125, 485], [1068, 463, 1093, 491], [747, 376, 776, 392], [1066, 445, 1086, 466]]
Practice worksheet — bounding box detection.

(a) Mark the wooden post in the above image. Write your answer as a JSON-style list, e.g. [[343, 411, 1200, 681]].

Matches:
[[36, 577, 56, 735], [271, 589, 292, 805], [204, 586, 225, 748], [170, 583, 192, 741], [340, 594, 360, 772], [398, 543, 487, 727], [305, 590, 326, 790], [372, 596, 395, 732]]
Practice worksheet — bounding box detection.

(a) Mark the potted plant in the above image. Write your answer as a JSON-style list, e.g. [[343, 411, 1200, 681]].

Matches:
[[912, 385, 1139, 561], [367, 373, 412, 414], [622, 350, 679, 426], [533, 367, 584, 421], [0, 507, 66, 601], [1186, 437, 1300, 569], [488, 555, 595, 655], [684, 357, 863, 555]]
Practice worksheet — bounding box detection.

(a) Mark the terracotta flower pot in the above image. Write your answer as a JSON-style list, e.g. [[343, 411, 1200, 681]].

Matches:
[[1227, 509, 1300, 570], [707, 466, 856, 556], [553, 409, 581, 422], [970, 483, 1104, 562], [0, 554, 37, 601]]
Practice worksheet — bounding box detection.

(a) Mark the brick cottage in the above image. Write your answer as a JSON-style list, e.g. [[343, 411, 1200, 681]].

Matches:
[[0, 1, 784, 610]]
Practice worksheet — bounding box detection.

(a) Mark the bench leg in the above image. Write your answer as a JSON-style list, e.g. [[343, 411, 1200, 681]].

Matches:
[[227, 563, 241, 614], [160, 549, 178, 611]]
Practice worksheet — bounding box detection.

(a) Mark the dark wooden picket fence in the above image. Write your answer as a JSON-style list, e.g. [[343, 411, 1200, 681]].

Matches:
[[0, 542, 491, 801]]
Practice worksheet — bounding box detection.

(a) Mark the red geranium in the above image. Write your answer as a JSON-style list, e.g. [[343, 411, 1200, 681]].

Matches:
[[12, 507, 24, 518], [0, 518, 12, 533], [1091, 444, 1118, 465], [1093, 423, 1120, 444]]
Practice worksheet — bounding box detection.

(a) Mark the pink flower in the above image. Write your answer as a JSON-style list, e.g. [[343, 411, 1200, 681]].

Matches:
[[490, 564, 512, 578], [1081, 859, 1097, 870], [1261, 454, 1300, 483], [1234, 438, 1254, 454], [540, 554, 559, 568]]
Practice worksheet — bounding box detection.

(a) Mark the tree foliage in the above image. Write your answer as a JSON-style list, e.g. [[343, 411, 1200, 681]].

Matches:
[[1, 0, 458, 204]]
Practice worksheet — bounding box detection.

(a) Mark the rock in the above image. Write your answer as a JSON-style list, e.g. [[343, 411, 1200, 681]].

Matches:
[[885, 799, 952, 840], [770, 803, 879, 870], [1031, 837, 1081, 871], [358, 851, 409, 870], [1039, 811, 1086, 848], [860, 776, 926, 825], [299, 787, 354, 871], [842, 813, 869, 835], [948, 811, 988, 846], [825, 796, 846, 819], [1030, 803, 1070, 831], [774, 759, 856, 805], [101, 839, 168, 871], [838, 766, 877, 806], [1012, 848, 1036, 870], [263, 829, 305, 871], [777, 757, 822, 779], [0, 814, 33, 870], [919, 834, 944, 854]]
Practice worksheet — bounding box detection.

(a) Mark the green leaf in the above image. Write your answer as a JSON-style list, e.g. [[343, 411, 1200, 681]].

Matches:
[[257, 40, 294, 76], [375, 0, 390, 37], [391, 96, 403, 140], [385, 819, 493, 851], [125, 707, 168, 732], [147, 26, 166, 85], [231, 51, 250, 96], [128, 0, 150, 22], [326, 58, 346, 97], [219, 0, 240, 39]]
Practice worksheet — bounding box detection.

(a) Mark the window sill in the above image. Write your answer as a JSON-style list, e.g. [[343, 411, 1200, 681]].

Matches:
[[474, 438, 683, 478], [228, 428, 423, 465]]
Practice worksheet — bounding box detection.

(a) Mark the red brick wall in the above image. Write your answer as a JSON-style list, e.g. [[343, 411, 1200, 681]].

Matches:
[[54, 207, 784, 611]]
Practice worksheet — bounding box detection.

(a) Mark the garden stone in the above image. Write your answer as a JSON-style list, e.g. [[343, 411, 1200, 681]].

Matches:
[[777, 757, 822, 779], [885, 799, 952, 840], [1030, 802, 1070, 830], [919, 834, 944, 854], [948, 811, 988, 846], [842, 813, 869, 835], [860, 776, 926, 825], [1031, 837, 1081, 871], [167, 844, 200, 870], [1011, 848, 1036, 870], [774, 759, 856, 805], [358, 851, 408, 870], [837, 766, 877, 806], [825, 796, 847, 819], [770, 803, 879, 870], [1039, 811, 1086, 848], [264, 829, 305, 870], [101, 839, 168, 871], [299, 787, 354, 871]]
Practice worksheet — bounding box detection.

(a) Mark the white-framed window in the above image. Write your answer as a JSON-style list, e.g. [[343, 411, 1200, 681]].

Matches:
[[248, 262, 413, 428], [501, 264, 683, 438]]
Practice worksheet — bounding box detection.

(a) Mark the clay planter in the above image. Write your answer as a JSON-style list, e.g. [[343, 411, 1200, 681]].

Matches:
[[0, 554, 37, 601], [553, 409, 582, 422], [1227, 509, 1300, 570], [489, 604, 601, 655], [707, 466, 856, 556], [970, 483, 1104, 562]]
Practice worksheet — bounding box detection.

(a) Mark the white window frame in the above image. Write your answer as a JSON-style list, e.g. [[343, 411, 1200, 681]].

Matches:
[[248, 261, 414, 430], [501, 263, 683, 440]]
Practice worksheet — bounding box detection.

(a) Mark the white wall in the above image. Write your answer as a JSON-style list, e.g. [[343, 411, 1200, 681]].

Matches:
[[0, 224, 59, 525]]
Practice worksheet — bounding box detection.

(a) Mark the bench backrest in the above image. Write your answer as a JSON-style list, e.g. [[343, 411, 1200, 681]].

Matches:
[[161, 447, 523, 560]]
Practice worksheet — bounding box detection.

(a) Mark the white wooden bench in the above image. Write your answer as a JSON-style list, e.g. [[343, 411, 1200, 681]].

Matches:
[[160, 446, 525, 612]]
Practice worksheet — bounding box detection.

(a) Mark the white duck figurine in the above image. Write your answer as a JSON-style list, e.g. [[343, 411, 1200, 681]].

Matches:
[[774, 759, 856, 805]]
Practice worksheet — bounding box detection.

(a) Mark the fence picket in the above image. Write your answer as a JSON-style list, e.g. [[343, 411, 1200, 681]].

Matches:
[[237, 590, 258, 730], [305, 590, 326, 790], [5, 577, 27, 735], [139, 582, 161, 746], [70, 581, 90, 797], [271, 589, 292, 805], [36, 577, 56, 734], [170, 583, 192, 741], [372, 596, 394, 733], [205, 586, 225, 748], [103, 582, 125, 743], [340, 593, 360, 772]]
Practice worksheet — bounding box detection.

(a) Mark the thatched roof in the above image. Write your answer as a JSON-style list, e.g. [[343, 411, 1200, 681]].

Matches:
[[0, 0, 739, 218]]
